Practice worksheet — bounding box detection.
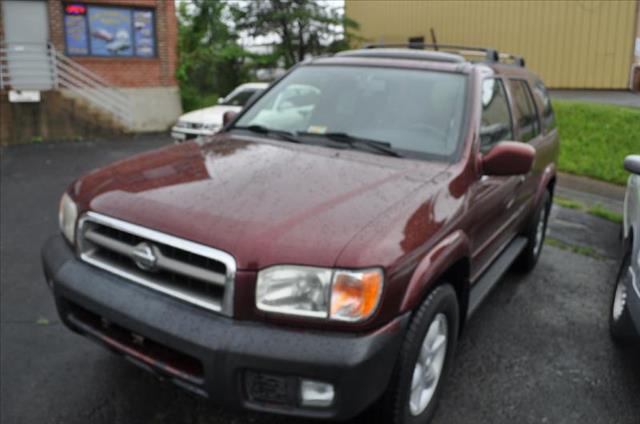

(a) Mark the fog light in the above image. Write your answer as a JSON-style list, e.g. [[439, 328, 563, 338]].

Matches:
[[300, 379, 334, 408]]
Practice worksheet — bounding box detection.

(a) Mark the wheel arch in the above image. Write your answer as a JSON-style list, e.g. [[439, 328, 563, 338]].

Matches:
[[439, 257, 471, 335], [535, 164, 556, 206], [623, 224, 635, 255], [400, 231, 471, 334], [547, 174, 556, 196]]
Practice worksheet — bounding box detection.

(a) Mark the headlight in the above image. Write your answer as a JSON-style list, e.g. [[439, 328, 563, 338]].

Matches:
[[58, 192, 78, 245], [256, 266, 332, 318], [203, 124, 220, 131], [256, 266, 383, 322]]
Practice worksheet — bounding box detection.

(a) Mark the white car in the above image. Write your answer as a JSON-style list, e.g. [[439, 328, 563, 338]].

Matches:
[[610, 155, 640, 346], [106, 30, 131, 53], [248, 83, 320, 130], [171, 82, 268, 142]]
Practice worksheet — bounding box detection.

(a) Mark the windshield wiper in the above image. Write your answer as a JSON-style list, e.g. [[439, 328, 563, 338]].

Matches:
[[298, 132, 403, 158], [233, 125, 302, 144]]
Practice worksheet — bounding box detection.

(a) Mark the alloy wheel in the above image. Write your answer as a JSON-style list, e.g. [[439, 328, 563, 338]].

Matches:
[[409, 313, 448, 416]]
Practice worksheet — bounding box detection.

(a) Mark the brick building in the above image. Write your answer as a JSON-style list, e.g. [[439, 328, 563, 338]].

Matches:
[[1, 0, 182, 144]]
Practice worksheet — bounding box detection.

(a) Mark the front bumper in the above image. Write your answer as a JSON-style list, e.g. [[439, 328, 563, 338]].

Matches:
[[171, 126, 217, 142], [42, 235, 408, 420]]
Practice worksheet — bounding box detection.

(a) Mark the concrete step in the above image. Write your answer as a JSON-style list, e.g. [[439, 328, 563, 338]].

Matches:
[[58, 91, 129, 132], [1, 90, 128, 145]]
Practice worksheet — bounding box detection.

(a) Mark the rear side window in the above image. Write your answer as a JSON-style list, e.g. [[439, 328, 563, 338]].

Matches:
[[532, 80, 556, 131], [509, 80, 540, 142], [222, 90, 258, 107], [480, 78, 513, 152]]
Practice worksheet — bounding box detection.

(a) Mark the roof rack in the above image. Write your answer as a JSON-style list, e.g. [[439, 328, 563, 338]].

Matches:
[[362, 43, 525, 67], [336, 48, 466, 64], [499, 53, 526, 67]]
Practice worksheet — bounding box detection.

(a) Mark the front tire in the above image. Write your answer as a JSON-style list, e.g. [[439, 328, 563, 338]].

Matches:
[[371, 284, 459, 424], [610, 250, 637, 346]]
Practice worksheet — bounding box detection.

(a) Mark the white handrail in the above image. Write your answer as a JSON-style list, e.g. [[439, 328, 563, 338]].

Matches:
[[0, 42, 133, 129]]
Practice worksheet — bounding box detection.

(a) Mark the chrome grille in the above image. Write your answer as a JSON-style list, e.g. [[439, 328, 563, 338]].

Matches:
[[176, 121, 203, 130], [78, 212, 236, 316]]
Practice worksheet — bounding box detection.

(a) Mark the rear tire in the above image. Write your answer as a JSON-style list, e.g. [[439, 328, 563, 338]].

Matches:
[[365, 284, 459, 424], [610, 250, 638, 346], [516, 190, 551, 273]]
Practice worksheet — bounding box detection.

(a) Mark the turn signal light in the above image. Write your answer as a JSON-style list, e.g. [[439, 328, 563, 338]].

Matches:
[[330, 269, 383, 322]]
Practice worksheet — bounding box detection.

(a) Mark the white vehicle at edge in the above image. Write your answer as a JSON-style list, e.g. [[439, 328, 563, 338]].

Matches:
[[609, 154, 640, 346], [171, 82, 268, 143]]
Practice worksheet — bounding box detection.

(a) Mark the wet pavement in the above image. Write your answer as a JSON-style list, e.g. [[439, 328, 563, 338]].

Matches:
[[2, 138, 638, 424]]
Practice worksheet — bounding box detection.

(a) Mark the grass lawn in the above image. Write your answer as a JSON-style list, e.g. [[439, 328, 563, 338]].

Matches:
[[554, 101, 640, 186], [554, 196, 623, 224]]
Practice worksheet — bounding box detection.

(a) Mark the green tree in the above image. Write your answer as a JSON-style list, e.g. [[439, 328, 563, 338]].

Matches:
[[231, 0, 360, 69], [176, 0, 359, 111], [177, 0, 250, 111]]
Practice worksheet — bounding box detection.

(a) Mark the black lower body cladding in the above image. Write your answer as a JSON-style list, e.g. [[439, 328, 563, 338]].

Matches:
[[41, 235, 409, 420]]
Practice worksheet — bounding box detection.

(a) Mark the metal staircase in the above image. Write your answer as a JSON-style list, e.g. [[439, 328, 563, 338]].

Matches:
[[0, 42, 133, 128]]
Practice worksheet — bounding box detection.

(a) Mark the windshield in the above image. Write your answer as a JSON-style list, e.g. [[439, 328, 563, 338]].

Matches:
[[233, 65, 467, 160], [221, 89, 260, 107]]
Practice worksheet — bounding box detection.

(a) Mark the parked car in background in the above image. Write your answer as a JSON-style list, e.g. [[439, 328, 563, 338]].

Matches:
[[43, 45, 559, 423], [610, 155, 640, 346], [171, 82, 268, 142]]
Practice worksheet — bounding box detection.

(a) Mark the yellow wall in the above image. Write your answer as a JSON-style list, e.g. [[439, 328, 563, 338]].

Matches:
[[346, 0, 639, 89], [636, 1, 640, 64], [637, 1, 640, 38]]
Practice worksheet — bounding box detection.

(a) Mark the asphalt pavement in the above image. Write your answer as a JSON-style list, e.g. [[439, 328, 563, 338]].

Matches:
[[1, 137, 639, 424]]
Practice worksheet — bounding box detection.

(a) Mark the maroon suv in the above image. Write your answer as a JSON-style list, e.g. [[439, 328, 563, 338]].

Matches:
[[42, 45, 559, 423]]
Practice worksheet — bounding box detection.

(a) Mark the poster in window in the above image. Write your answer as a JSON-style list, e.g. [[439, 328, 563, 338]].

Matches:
[[64, 14, 89, 55], [133, 10, 155, 57], [88, 6, 133, 56]]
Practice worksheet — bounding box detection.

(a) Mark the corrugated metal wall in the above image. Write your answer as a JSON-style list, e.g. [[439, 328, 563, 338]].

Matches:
[[346, 0, 639, 89]]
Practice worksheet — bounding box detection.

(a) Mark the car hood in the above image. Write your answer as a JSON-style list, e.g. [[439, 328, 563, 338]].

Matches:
[[178, 105, 242, 125], [72, 135, 450, 269]]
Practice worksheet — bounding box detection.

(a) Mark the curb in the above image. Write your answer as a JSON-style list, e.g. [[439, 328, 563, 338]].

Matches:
[[556, 172, 625, 214]]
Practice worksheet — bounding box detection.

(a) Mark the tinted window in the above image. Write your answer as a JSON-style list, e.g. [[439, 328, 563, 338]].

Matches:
[[532, 80, 556, 131], [235, 66, 468, 161], [480, 78, 513, 151], [509, 80, 540, 142]]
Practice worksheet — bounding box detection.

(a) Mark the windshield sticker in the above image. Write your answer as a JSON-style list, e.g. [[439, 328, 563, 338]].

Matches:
[[307, 125, 327, 134]]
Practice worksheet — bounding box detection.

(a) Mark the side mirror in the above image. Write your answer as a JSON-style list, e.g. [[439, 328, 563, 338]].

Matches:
[[624, 155, 640, 175], [217, 97, 224, 104], [482, 141, 535, 176], [222, 111, 238, 127]]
